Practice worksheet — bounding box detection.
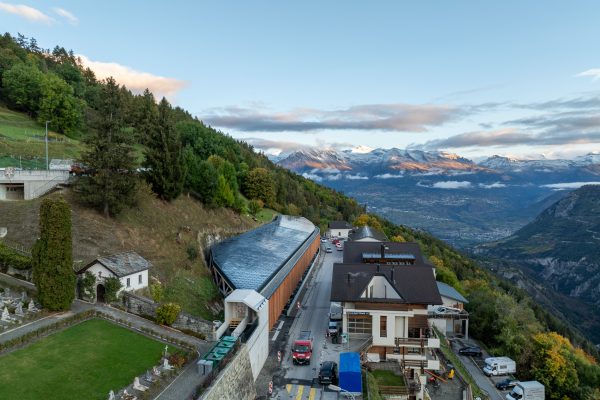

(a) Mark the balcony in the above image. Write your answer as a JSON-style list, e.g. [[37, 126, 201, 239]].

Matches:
[[394, 328, 440, 348]]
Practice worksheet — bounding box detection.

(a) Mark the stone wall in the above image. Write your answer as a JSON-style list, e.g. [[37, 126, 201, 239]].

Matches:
[[121, 292, 215, 340], [199, 343, 257, 400]]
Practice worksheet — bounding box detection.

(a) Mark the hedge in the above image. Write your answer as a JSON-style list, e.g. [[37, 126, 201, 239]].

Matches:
[[0, 243, 32, 270]]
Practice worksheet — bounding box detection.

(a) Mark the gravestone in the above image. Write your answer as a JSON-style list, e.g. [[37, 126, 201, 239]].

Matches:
[[108, 390, 115, 400], [2, 306, 11, 322], [28, 299, 39, 312], [21, 290, 26, 302], [133, 377, 148, 391], [163, 358, 173, 370], [15, 302, 24, 317]]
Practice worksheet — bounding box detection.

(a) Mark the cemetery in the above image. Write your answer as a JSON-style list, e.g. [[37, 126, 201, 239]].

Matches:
[[0, 318, 182, 400], [0, 285, 41, 332]]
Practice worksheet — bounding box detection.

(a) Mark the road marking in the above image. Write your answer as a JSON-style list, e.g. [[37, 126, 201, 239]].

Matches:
[[296, 385, 304, 400], [308, 387, 316, 400], [277, 320, 285, 330], [286, 384, 292, 394]]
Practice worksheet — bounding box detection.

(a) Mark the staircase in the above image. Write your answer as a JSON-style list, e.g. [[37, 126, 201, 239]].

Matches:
[[229, 319, 241, 330]]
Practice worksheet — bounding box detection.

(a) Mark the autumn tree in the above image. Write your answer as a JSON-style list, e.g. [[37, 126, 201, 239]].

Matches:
[[243, 167, 276, 206], [32, 197, 75, 311], [530, 332, 579, 399]]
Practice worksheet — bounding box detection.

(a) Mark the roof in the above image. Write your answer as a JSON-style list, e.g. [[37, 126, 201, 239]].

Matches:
[[210, 215, 318, 297], [437, 281, 468, 304], [79, 251, 151, 278], [339, 352, 361, 373], [343, 241, 427, 265], [328, 221, 352, 229], [349, 226, 388, 242], [224, 289, 267, 311], [330, 263, 442, 305]]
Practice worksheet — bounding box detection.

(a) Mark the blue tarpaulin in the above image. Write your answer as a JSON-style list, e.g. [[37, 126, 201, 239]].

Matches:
[[339, 352, 362, 393]]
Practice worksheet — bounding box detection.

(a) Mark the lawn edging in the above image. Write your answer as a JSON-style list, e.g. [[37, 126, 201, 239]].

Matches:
[[0, 309, 197, 356]]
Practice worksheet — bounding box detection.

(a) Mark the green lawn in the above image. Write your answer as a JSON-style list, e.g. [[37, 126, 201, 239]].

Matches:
[[371, 369, 406, 386], [0, 319, 165, 400], [255, 208, 277, 223]]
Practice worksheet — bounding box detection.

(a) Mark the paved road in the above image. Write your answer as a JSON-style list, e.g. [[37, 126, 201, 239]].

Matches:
[[450, 339, 504, 400]]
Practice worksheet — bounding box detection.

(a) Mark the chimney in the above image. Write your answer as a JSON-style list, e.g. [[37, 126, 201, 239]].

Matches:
[[347, 272, 350, 283], [391, 267, 395, 283], [380, 243, 385, 259], [377, 264, 380, 272]]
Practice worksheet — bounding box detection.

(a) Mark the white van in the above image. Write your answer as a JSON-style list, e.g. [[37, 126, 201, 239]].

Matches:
[[483, 357, 516, 376]]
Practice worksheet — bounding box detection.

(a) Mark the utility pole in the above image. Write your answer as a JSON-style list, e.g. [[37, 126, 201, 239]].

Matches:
[[45, 121, 50, 170]]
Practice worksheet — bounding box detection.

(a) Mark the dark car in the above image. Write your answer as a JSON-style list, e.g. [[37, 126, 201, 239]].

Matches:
[[495, 378, 519, 390], [318, 361, 338, 385], [458, 346, 482, 357]]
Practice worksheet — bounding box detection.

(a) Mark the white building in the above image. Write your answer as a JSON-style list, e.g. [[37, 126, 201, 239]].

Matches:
[[331, 262, 442, 400], [77, 251, 151, 302], [0, 169, 69, 200], [215, 289, 269, 381], [327, 221, 352, 238]]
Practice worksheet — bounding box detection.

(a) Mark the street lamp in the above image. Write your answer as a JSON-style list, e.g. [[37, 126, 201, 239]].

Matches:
[[45, 120, 50, 171], [328, 384, 356, 400]]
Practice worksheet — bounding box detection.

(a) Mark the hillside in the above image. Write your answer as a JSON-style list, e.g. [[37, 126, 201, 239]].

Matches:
[[0, 186, 257, 320], [478, 185, 600, 342], [481, 185, 600, 301]]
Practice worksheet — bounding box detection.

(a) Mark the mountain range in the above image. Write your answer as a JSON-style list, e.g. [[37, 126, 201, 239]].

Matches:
[[274, 148, 600, 246], [476, 185, 600, 342]]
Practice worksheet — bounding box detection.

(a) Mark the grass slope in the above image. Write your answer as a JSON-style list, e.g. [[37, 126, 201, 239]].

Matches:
[[0, 319, 164, 400], [0, 106, 84, 168], [0, 186, 257, 319]]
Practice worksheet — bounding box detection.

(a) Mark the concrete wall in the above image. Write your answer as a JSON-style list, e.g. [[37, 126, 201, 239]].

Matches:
[[122, 292, 215, 340], [199, 343, 257, 400], [0, 170, 69, 200]]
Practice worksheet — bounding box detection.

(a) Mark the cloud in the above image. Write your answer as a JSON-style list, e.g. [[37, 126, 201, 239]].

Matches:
[[202, 103, 461, 133], [576, 69, 600, 82], [78, 55, 188, 101], [326, 174, 342, 181], [417, 180, 473, 189], [374, 173, 404, 179], [53, 7, 78, 25], [0, 2, 53, 23], [541, 182, 600, 190], [244, 137, 312, 153], [479, 182, 507, 189], [346, 174, 368, 180], [301, 172, 322, 182]]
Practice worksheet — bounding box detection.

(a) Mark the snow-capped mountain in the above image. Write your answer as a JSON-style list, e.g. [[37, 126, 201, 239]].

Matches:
[[276, 147, 483, 176], [477, 154, 600, 171]]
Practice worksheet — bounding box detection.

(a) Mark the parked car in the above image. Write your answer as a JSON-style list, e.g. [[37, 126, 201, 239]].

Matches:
[[496, 378, 519, 390], [431, 305, 461, 315], [321, 238, 328, 243], [318, 361, 338, 385], [328, 320, 339, 335], [458, 346, 482, 357], [326, 247, 333, 253]]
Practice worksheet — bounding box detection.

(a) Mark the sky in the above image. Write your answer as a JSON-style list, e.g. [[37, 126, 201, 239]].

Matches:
[[1, 1, 600, 159]]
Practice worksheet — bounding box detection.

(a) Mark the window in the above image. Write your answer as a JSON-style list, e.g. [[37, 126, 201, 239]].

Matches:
[[380, 316, 387, 337], [407, 347, 422, 355], [347, 314, 372, 334], [138, 274, 142, 284], [126, 277, 130, 287], [98, 271, 102, 278]]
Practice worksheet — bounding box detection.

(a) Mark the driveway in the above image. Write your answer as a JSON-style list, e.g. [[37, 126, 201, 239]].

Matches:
[[451, 340, 506, 400]]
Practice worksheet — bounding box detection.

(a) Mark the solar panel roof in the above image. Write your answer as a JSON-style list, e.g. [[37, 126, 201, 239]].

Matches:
[[211, 216, 318, 295]]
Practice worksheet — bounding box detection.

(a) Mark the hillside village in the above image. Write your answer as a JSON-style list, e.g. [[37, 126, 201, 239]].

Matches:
[[0, 31, 600, 400]]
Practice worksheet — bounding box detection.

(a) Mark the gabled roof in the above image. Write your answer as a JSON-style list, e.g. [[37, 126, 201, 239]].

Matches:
[[224, 289, 267, 311], [328, 221, 352, 229], [437, 281, 468, 304], [349, 226, 388, 242], [210, 215, 318, 297], [331, 263, 442, 305], [343, 241, 428, 265], [79, 251, 151, 278]]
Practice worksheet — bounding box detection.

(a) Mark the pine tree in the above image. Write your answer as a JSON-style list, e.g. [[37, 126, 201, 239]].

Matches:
[[143, 97, 186, 201], [32, 197, 75, 311], [76, 77, 138, 217]]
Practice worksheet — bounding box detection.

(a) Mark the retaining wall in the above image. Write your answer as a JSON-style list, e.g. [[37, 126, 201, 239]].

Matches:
[[121, 292, 215, 340], [199, 343, 257, 400]]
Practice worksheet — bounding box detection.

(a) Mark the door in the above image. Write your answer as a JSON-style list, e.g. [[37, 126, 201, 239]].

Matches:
[[96, 284, 106, 303]]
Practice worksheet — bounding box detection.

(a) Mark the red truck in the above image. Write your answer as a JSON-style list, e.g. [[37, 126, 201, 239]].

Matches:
[[292, 330, 313, 365]]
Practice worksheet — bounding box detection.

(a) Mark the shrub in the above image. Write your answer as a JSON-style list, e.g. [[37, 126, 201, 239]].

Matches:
[[168, 352, 186, 368], [248, 199, 263, 215], [78, 272, 96, 301], [156, 302, 181, 326], [149, 277, 163, 302], [186, 244, 198, 261], [103, 277, 122, 302], [0, 243, 32, 270]]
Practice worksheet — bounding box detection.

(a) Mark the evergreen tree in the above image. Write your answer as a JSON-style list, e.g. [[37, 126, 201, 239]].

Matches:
[[32, 197, 75, 311], [185, 154, 219, 206], [76, 77, 137, 217], [143, 97, 186, 201]]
